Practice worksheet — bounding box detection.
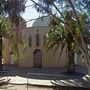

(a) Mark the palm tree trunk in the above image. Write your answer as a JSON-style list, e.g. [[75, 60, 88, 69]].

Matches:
[[0, 35, 2, 71], [67, 50, 75, 74]]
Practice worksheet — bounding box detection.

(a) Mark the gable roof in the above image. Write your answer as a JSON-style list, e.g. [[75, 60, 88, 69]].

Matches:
[[31, 16, 50, 27]]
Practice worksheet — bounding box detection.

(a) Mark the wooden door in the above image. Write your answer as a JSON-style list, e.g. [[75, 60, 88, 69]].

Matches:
[[34, 49, 42, 67]]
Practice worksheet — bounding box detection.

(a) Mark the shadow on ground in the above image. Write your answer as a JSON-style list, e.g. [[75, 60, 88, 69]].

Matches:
[[1, 65, 90, 89], [2, 65, 87, 79]]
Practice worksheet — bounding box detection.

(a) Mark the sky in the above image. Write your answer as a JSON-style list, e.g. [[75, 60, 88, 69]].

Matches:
[[21, 0, 39, 26]]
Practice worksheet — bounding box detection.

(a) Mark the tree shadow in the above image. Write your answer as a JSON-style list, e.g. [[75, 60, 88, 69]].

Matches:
[[52, 86, 89, 90], [51, 77, 90, 90], [2, 65, 90, 90]]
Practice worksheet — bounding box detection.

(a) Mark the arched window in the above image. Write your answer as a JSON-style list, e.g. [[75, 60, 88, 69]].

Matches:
[[36, 33, 40, 46], [44, 35, 46, 46], [29, 36, 32, 46]]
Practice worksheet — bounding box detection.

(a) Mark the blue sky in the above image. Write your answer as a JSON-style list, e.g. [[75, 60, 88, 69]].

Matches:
[[21, 0, 40, 26], [22, 0, 39, 21]]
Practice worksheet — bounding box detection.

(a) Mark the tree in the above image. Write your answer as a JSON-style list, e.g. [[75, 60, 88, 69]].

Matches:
[[45, 11, 90, 73], [0, 0, 26, 70], [31, 0, 90, 74], [0, 16, 10, 70]]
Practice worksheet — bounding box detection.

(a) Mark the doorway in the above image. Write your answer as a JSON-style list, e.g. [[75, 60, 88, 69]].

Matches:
[[33, 49, 42, 67], [9, 52, 15, 64]]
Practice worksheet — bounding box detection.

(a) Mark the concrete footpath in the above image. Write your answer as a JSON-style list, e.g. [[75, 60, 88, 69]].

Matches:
[[1, 74, 90, 88], [1, 65, 90, 88]]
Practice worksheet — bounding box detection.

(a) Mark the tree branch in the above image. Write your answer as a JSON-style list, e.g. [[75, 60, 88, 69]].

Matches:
[[31, 0, 67, 25], [68, 0, 90, 64], [52, 3, 65, 19]]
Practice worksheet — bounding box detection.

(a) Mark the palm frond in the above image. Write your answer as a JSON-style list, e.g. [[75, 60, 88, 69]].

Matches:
[[59, 42, 66, 57], [8, 31, 27, 60]]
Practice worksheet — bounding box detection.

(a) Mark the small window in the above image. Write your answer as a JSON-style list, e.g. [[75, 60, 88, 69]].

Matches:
[[36, 33, 40, 46], [29, 36, 32, 46]]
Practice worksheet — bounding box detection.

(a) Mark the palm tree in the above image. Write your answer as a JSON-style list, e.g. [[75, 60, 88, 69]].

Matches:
[[32, 0, 90, 74], [45, 11, 90, 73], [7, 27, 27, 64], [0, 0, 26, 70], [0, 16, 10, 70]]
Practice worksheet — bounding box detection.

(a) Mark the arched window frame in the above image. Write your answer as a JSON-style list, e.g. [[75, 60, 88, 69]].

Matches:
[[36, 33, 40, 46], [29, 36, 32, 46]]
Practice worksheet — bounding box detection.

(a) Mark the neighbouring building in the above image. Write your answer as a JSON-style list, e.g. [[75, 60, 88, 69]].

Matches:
[[3, 16, 82, 68]]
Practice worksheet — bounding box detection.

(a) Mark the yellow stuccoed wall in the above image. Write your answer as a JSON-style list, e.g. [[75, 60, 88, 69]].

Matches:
[[16, 26, 68, 67], [3, 17, 83, 68], [3, 39, 10, 64]]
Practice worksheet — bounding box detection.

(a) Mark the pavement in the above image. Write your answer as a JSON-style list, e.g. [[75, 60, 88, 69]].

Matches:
[[0, 65, 90, 89]]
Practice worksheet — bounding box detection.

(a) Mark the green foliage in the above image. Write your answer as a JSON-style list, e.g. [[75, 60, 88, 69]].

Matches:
[[2, 0, 26, 26], [45, 11, 89, 55], [32, 0, 90, 73], [0, 0, 26, 62], [9, 33, 27, 60], [0, 17, 9, 31]]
